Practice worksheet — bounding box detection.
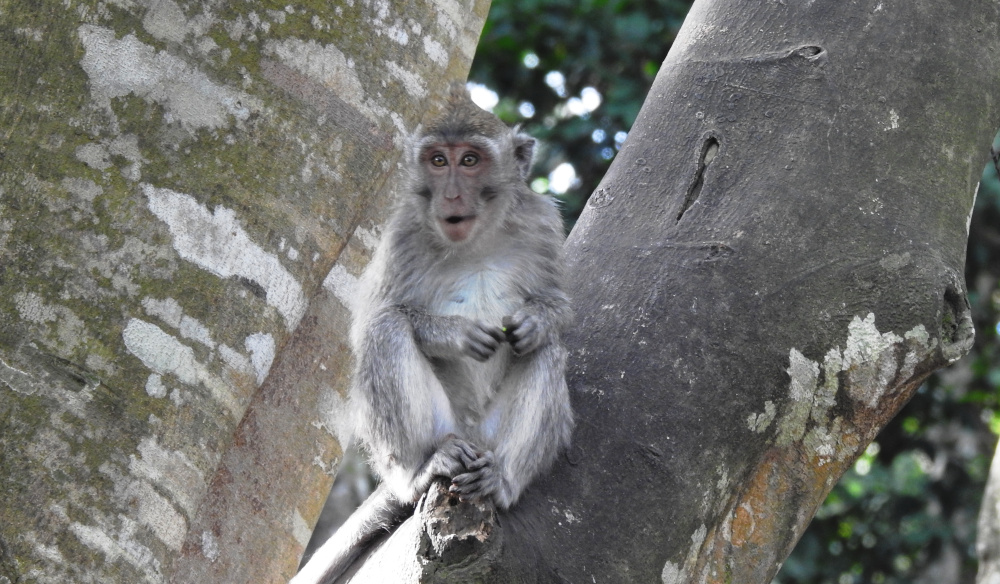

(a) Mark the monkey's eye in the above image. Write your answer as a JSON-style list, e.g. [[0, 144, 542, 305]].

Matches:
[[430, 154, 447, 167], [460, 153, 479, 167]]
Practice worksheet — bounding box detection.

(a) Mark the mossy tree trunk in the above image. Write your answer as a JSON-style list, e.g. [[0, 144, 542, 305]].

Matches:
[[0, 1, 489, 582]]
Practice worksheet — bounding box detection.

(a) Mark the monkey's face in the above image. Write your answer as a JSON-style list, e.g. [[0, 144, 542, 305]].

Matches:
[[419, 142, 498, 244]]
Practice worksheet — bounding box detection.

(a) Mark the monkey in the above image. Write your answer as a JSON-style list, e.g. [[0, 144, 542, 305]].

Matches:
[[292, 84, 574, 583]]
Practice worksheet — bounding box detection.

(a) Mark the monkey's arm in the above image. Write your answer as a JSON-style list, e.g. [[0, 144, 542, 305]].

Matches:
[[404, 308, 505, 362]]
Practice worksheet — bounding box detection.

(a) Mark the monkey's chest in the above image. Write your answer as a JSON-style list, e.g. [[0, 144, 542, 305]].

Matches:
[[427, 266, 521, 424], [428, 266, 521, 324]]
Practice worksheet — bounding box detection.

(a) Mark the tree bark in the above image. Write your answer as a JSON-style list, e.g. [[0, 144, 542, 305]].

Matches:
[[0, 1, 488, 582], [337, 1, 1000, 582]]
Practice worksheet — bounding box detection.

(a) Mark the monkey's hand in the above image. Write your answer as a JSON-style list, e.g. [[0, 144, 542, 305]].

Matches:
[[410, 312, 504, 361], [462, 320, 506, 362], [449, 450, 510, 508], [502, 310, 548, 356]]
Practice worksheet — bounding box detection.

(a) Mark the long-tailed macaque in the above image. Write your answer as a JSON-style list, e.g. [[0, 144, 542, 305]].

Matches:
[[293, 84, 573, 583]]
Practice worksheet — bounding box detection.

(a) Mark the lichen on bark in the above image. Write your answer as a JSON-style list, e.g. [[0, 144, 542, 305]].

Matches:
[[0, 0, 490, 581]]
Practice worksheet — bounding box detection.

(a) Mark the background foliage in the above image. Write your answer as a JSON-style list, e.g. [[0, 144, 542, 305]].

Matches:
[[470, 0, 690, 226], [469, 2, 1000, 582]]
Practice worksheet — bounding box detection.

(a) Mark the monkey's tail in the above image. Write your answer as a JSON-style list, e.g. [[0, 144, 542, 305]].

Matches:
[[291, 483, 413, 584]]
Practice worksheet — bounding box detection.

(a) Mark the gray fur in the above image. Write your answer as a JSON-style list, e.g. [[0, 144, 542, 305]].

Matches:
[[294, 90, 573, 583], [351, 128, 573, 508]]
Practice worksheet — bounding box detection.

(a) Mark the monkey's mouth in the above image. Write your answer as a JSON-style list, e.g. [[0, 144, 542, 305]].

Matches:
[[440, 215, 477, 242]]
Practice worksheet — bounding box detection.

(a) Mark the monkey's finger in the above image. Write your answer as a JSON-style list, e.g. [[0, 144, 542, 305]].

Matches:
[[508, 316, 537, 339], [464, 335, 499, 360], [424, 451, 464, 478], [465, 455, 493, 471], [449, 484, 483, 502], [438, 438, 479, 469], [469, 326, 502, 349], [519, 316, 538, 334], [479, 333, 503, 352], [466, 344, 494, 361], [450, 473, 489, 495], [450, 472, 476, 487], [451, 485, 488, 501], [453, 438, 480, 456], [451, 472, 498, 500], [449, 476, 484, 498], [426, 437, 473, 478], [510, 323, 542, 355], [513, 334, 544, 356], [447, 440, 481, 466], [486, 327, 506, 344], [473, 323, 505, 346], [509, 314, 528, 334]]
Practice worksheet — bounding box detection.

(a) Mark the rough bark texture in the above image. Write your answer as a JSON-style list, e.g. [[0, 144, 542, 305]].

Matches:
[[552, 1, 998, 581], [338, 1, 1000, 583], [549, 1, 997, 582], [0, 1, 488, 582]]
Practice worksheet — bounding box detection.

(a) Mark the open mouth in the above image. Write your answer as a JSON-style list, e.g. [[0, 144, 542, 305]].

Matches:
[[439, 215, 476, 242]]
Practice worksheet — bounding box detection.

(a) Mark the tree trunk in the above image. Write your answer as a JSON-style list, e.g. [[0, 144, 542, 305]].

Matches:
[[335, 1, 1000, 582], [553, 0, 997, 580], [0, 1, 489, 582]]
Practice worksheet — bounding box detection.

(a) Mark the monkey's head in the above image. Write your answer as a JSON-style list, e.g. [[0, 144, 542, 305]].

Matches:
[[410, 84, 536, 246]]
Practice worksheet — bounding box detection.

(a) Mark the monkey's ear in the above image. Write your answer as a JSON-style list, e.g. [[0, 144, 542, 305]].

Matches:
[[513, 134, 536, 181]]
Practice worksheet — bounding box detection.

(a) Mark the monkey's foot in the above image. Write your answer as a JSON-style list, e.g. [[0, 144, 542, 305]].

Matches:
[[449, 450, 507, 506], [418, 435, 481, 489]]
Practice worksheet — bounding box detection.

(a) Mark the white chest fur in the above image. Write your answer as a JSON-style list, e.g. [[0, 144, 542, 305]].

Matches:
[[428, 261, 522, 325]]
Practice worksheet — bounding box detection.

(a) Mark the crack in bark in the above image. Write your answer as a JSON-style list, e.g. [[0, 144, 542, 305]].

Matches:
[[677, 135, 720, 223]]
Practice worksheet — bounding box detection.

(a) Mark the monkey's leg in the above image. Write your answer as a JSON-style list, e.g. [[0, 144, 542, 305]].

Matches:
[[451, 343, 573, 509], [353, 308, 465, 497]]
